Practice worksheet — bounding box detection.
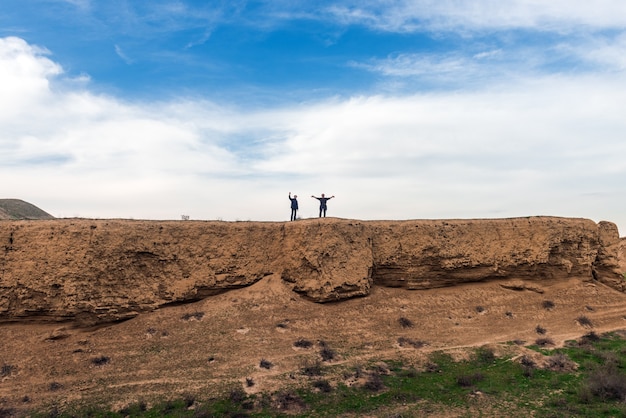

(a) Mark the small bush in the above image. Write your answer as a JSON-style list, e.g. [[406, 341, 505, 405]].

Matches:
[[535, 338, 555, 347], [475, 346, 496, 364], [0, 409, 16, 418], [577, 315, 593, 327], [49, 382, 63, 391], [398, 317, 414, 328], [301, 360, 323, 377], [580, 331, 600, 344], [312, 379, 332, 393], [397, 337, 427, 349], [259, 359, 273, 369], [425, 362, 440, 373], [181, 311, 204, 321], [456, 372, 484, 387], [475, 306, 485, 313], [274, 390, 306, 411], [520, 355, 536, 377], [0, 364, 15, 377], [580, 364, 626, 401], [546, 353, 575, 371], [91, 356, 110, 366], [293, 338, 313, 349], [536, 325, 547, 335], [320, 346, 336, 362], [542, 300, 555, 310], [230, 387, 248, 404], [245, 377, 255, 387], [505, 311, 513, 318], [364, 372, 385, 392]]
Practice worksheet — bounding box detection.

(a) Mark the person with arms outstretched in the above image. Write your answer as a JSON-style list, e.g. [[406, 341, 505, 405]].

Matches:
[[311, 193, 335, 217], [289, 192, 298, 221]]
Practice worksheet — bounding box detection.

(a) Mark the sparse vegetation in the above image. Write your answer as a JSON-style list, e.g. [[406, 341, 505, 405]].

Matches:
[[259, 359, 273, 369], [293, 338, 313, 348], [535, 337, 555, 347], [536, 325, 547, 334], [397, 317, 414, 328], [456, 372, 484, 387], [312, 379, 332, 393], [301, 359, 323, 377], [90, 356, 110, 366], [181, 311, 204, 321], [397, 337, 427, 349], [27, 332, 626, 417], [577, 315, 594, 327], [542, 300, 555, 310], [319, 341, 336, 362], [0, 364, 15, 377], [475, 305, 485, 313], [48, 382, 63, 391], [363, 372, 385, 392]]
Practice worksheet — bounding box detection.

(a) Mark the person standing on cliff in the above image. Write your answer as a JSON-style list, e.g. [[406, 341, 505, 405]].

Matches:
[[289, 192, 299, 221], [311, 193, 335, 218]]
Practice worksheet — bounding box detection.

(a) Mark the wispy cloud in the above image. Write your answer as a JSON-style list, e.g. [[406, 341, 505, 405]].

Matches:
[[324, 0, 626, 33], [4, 35, 625, 228]]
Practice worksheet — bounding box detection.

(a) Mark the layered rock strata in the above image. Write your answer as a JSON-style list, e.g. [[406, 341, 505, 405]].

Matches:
[[0, 217, 622, 326]]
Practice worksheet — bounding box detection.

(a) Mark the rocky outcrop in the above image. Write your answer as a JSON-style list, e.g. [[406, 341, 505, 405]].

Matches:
[[0, 217, 623, 326]]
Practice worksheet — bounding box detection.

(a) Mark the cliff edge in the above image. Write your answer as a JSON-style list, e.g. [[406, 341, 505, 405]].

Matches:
[[0, 217, 623, 326]]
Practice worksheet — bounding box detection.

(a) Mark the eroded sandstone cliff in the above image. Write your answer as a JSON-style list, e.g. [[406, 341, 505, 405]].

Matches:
[[0, 217, 623, 326]]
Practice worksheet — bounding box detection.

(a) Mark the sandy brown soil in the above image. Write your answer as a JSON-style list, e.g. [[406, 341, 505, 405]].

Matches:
[[2, 273, 626, 416]]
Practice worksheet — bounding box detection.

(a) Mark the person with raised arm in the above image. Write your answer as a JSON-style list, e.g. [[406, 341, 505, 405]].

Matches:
[[311, 193, 335, 218]]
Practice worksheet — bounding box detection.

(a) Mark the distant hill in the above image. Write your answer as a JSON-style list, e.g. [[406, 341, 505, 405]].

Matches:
[[0, 199, 54, 220]]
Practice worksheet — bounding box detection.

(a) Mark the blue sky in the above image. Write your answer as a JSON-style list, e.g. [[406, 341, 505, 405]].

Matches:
[[1, 1, 626, 234]]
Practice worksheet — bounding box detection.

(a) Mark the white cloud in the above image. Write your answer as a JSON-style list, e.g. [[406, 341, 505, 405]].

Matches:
[[1, 36, 625, 234], [325, 0, 626, 32]]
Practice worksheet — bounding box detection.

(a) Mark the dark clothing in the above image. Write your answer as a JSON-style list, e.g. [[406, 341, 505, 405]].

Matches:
[[313, 197, 331, 217], [289, 195, 298, 221], [315, 197, 331, 209]]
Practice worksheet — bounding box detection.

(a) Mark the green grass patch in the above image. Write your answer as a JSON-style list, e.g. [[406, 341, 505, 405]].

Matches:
[[31, 331, 626, 417]]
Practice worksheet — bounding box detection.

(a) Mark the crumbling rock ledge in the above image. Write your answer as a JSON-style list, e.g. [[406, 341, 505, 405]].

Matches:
[[0, 217, 623, 326]]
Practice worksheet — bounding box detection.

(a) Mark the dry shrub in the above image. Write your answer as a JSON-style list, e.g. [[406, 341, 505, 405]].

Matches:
[[579, 364, 626, 402], [577, 315, 593, 328], [319, 343, 336, 362], [535, 338, 554, 347], [259, 359, 273, 369], [181, 311, 204, 321], [312, 379, 332, 393], [535, 325, 547, 335], [398, 317, 414, 328], [301, 360, 323, 377], [520, 355, 537, 377], [579, 331, 600, 345], [293, 338, 313, 349], [546, 353, 576, 372], [274, 390, 306, 411], [456, 372, 485, 387], [542, 300, 555, 310], [0, 364, 15, 377], [397, 337, 427, 349], [91, 356, 110, 366], [364, 372, 385, 392], [229, 387, 247, 404]]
